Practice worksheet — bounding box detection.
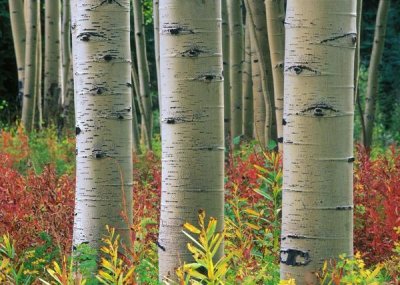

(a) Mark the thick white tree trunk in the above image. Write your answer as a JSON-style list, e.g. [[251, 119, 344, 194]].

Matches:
[[158, 0, 224, 280], [72, 0, 133, 249], [281, 1, 356, 284]]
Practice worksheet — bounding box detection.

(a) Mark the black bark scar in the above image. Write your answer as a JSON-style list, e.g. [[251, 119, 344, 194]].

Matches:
[[320, 32, 357, 45], [280, 249, 311, 266]]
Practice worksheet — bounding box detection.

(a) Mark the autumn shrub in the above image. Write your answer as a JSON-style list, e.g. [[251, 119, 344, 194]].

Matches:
[[0, 154, 74, 254], [354, 145, 400, 265]]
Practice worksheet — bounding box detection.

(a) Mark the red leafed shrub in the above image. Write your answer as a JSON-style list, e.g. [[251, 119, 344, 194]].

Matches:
[[354, 145, 400, 265], [0, 153, 75, 253]]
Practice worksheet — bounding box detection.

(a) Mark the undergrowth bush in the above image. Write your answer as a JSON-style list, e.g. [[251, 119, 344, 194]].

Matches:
[[0, 128, 399, 283]]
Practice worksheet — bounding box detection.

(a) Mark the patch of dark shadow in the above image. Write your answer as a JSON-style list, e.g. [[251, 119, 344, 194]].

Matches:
[[280, 249, 311, 266], [300, 103, 338, 117], [320, 32, 357, 46], [181, 47, 204, 57], [282, 118, 287, 126], [286, 65, 319, 75], [275, 62, 284, 70], [76, 127, 81, 135], [162, 24, 194, 35], [277, 137, 284, 143], [126, 82, 132, 87], [77, 32, 105, 42]]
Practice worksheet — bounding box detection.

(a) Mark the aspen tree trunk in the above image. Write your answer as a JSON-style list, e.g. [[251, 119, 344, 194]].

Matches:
[[21, 0, 38, 132], [355, 0, 366, 142], [153, 0, 161, 109], [281, 1, 356, 284], [251, 33, 267, 146], [158, 0, 224, 280], [35, 2, 42, 129], [131, 66, 142, 154], [44, 0, 61, 125], [222, 0, 231, 144], [245, 0, 277, 144], [8, 0, 26, 104], [227, 0, 243, 141], [265, 0, 285, 150], [133, 0, 152, 150], [60, 0, 74, 132], [72, 0, 133, 249], [363, 0, 391, 149], [243, 20, 253, 139]]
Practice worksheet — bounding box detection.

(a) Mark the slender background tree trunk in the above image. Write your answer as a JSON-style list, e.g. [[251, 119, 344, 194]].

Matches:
[[133, 0, 153, 150], [44, 0, 61, 125], [242, 19, 253, 139], [21, 0, 38, 132], [363, 0, 391, 149], [8, 0, 26, 106], [265, 0, 285, 150]]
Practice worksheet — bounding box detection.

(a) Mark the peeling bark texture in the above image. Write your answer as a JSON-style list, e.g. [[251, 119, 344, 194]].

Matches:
[[21, 0, 38, 132], [8, 0, 26, 105], [227, 0, 243, 142], [245, 0, 277, 145], [265, 0, 285, 150], [222, 0, 231, 144], [72, 0, 133, 250], [363, 0, 391, 149], [133, 0, 152, 150], [281, 1, 356, 284], [44, 0, 61, 125], [250, 29, 268, 146], [242, 19, 253, 139], [158, 0, 224, 281]]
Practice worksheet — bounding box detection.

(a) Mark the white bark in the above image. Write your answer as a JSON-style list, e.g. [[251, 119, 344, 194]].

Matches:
[[281, 1, 356, 283], [44, 0, 61, 124], [133, 0, 152, 150], [158, 0, 224, 280], [72, 0, 133, 249], [21, 0, 38, 131], [242, 20, 253, 139], [8, 0, 26, 104]]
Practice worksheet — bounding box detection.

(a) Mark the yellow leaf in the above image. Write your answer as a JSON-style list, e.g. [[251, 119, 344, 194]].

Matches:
[[246, 222, 261, 231], [244, 208, 260, 217], [183, 222, 201, 234]]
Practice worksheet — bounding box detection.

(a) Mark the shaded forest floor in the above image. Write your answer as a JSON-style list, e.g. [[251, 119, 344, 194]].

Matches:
[[0, 127, 399, 284]]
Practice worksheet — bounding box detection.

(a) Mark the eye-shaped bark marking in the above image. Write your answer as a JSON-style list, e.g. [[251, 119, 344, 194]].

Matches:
[[90, 86, 108, 95], [162, 24, 194, 35], [77, 32, 105, 42], [299, 103, 339, 117], [180, 46, 205, 57], [286, 65, 320, 76], [92, 149, 107, 159], [280, 249, 311, 266], [319, 32, 357, 47], [194, 73, 223, 82], [88, 0, 123, 10], [103, 54, 113, 61]]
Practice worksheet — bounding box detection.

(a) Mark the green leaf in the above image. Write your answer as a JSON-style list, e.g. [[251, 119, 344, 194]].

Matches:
[[267, 140, 277, 151], [233, 136, 241, 145]]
